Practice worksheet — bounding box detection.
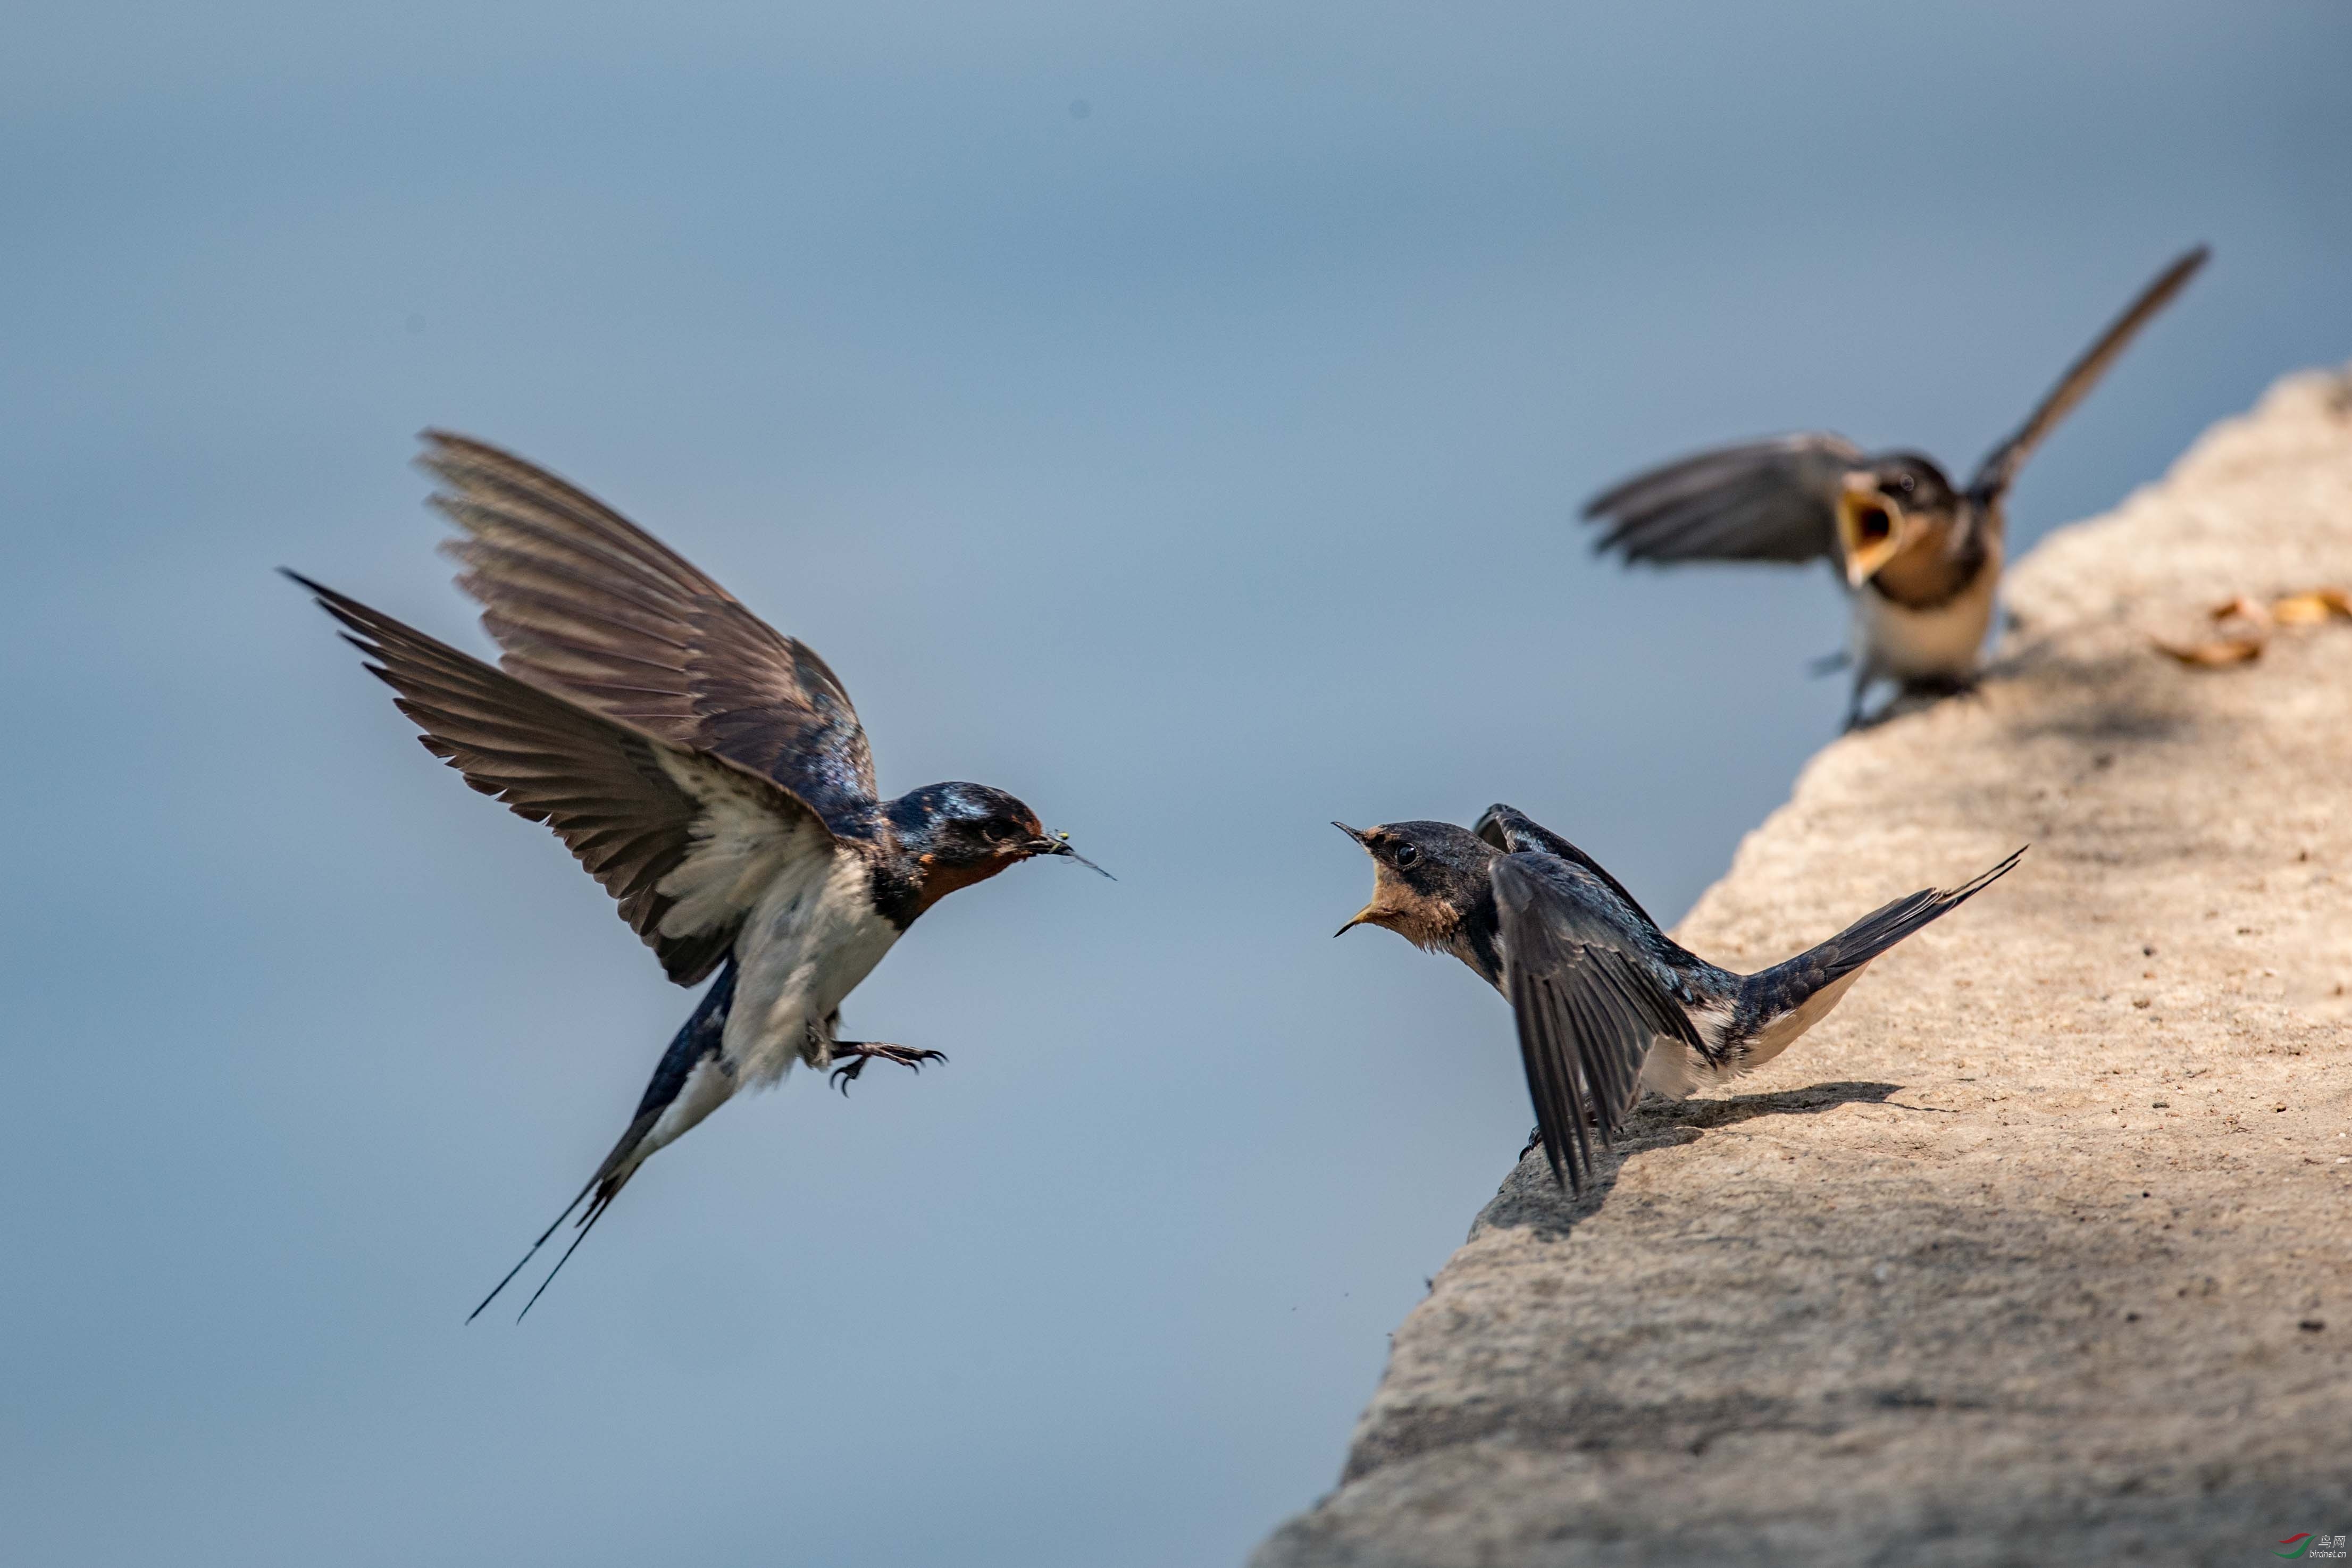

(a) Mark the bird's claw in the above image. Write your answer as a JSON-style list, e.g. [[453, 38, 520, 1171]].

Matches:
[[828, 1043, 949, 1095], [1910, 672, 1981, 701]]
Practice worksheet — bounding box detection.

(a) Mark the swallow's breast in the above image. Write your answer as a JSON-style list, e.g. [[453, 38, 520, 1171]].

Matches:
[[725, 847, 905, 1085], [1855, 551, 2001, 680]]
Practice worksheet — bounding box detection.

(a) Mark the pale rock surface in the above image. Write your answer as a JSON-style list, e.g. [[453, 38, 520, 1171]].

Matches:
[[1253, 368, 2352, 1567]]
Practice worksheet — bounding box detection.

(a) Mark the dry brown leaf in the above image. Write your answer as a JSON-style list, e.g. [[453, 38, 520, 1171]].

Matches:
[[2152, 633, 2266, 667], [2153, 586, 2350, 670], [2208, 594, 2273, 629], [2271, 587, 2352, 625]]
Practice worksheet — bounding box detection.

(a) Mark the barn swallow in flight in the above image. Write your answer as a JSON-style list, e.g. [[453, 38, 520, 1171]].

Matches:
[[289, 432, 1106, 1318], [1582, 246, 2207, 728], [1334, 806, 2020, 1192]]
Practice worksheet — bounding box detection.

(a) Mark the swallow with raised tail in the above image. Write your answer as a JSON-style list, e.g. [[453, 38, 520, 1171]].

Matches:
[[1582, 246, 2207, 728], [1334, 806, 2021, 1192], [289, 432, 1107, 1318]]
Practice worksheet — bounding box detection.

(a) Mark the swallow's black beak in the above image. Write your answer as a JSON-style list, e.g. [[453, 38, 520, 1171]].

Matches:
[[1332, 823, 1380, 936], [1030, 833, 1114, 879]]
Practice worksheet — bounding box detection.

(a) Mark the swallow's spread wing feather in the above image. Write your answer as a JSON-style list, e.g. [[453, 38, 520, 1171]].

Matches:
[[419, 431, 878, 836], [1966, 247, 2207, 506], [1472, 803, 1662, 932], [1491, 853, 1702, 1194], [1581, 433, 1862, 566], [290, 574, 833, 985]]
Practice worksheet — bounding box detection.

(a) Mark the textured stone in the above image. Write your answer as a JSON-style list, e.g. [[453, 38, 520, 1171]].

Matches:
[[1252, 368, 2352, 1568]]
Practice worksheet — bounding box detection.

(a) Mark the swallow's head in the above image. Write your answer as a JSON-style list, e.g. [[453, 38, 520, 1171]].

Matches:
[[889, 782, 1108, 911], [1836, 453, 1958, 588], [1333, 819, 1497, 952]]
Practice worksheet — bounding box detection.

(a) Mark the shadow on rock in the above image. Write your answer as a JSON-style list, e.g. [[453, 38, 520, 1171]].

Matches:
[[1477, 1080, 1904, 1241], [1656, 1078, 1904, 1131]]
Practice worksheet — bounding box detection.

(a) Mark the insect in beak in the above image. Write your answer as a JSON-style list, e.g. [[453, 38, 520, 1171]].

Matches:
[[1031, 830, 1114, 879]]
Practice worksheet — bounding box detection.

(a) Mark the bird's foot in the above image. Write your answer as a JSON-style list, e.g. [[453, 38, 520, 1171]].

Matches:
[[829, 1042, 948, 1094], [1847, 673, 1978, 732], [1903, 670, 1981, 701], [1519, 1108, 1609, 1160]]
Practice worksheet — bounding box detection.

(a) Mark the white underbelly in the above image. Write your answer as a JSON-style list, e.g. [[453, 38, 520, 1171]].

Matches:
[[725, 851, 903, 1086], [1853, 565, 1998, 682], [1638, 967, 1870, 1097]]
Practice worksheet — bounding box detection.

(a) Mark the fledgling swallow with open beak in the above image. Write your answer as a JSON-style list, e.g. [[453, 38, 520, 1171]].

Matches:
[[1334, 807, 2021, 1192], [289, 432, 1108, 1318], [1581, 246, 2208, 728]]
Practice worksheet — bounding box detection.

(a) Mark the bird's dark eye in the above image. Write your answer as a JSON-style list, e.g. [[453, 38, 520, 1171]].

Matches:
[[984, 820, 1015, 843], [1392, 843, 1420, 869], [1894, 473, 1916, 496]]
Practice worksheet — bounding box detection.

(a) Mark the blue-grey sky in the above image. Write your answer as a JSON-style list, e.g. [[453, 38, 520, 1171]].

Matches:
[[4, 4, 2347, 1565]]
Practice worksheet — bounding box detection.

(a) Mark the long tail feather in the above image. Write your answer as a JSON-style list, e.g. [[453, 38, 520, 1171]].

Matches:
[[1799, 845, 2025, 982], [1739, 846, 2027, 1025], [466, 1116, 652, 1323], [466, 960, 735, 1323], [515, 1186, 625, 1322], [465, 1173, 601, 1322]]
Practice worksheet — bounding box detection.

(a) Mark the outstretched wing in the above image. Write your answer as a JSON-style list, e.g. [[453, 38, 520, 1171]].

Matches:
[[1473, 803, 1662, 931], [1581, 433, 1863, 566], [289, 573, 834, 986], [1966, 246, 2208, 505], [420, 431, 879, 836], [1491, 854, 1702, 1194]]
